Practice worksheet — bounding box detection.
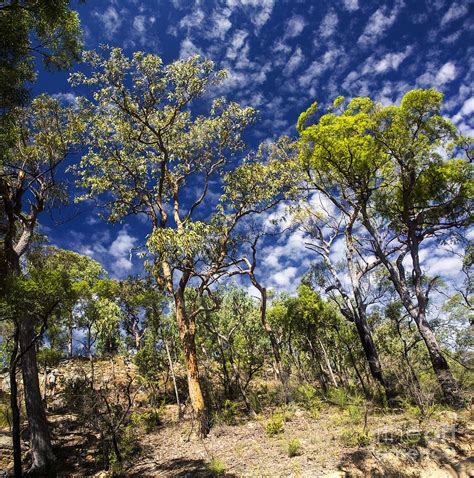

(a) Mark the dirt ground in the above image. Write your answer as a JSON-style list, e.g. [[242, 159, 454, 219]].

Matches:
[[44, 403, 473, 477]]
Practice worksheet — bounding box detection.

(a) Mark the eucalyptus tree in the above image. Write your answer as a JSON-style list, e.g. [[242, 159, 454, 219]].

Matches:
[[71, 48, 263, 436], [0, 95, 81, 474], [297, 89, 472, 407], [293, 194, 396, 399], [295, 100, 395, 399]]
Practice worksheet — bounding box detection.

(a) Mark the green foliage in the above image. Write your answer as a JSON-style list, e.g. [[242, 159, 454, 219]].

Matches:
[[206, 457, 226, 477], [130, 408, 163, 433], [287, 438, 302, 457], [265, 412, 285, 437], [341, 428, 370, 447], [214, 399, 239, 426], [0, 0, 83, 117], [294, 384, 322, 418]]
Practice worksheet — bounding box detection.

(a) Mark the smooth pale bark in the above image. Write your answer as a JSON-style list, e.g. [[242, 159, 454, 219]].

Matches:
[[175, 292, 209, 437]]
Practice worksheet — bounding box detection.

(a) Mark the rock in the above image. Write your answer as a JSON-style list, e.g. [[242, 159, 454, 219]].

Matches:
[[0, 434, 12, 450]]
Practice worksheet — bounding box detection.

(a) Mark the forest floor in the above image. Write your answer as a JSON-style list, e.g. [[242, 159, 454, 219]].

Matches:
[[0, 358, 473, 477]]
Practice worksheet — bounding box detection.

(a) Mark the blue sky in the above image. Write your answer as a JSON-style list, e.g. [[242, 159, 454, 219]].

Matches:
[[36, 0, 473, 292]]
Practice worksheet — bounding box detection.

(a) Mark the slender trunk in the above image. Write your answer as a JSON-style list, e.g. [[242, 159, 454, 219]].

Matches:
[[10, 323, 22, 478], [345, 223, 395, 400], [67, 320, 73, 359], [257, 285, 289, 399], [19, 319, 56, 476], [317, 338, 337, 387], [175, 292, 209, 437], [164, 338, 182, 418]]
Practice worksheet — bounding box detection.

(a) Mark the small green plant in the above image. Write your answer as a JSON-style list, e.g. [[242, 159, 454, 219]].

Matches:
[[214, 399, 238, 426], [265, 412, 285, 436], [294, 384, 322, 418], [131, 407, 163, 432], [206, 457, 226, 477], [328, 388, 351, 408], [287, 438, 302, 457], [341, 428, 370, 447], [346, 404, 363, 424], [0, 403, 11, 428]]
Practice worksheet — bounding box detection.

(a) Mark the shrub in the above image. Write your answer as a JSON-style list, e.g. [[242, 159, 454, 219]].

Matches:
[[131, 407, 163, 432], [0, 403, 11, 428], [206, 457, 226, 477], [294, 384, 322, 418], [328, 388, 350, 408], [341, 428, 370, 447], [265, 412, 285, 437], [287, 438, 302, 457], [214, 399, 238, 426]]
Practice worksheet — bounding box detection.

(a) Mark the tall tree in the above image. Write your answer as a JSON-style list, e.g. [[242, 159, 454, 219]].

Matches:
[[0, 95, 80, 474], [71, 48, 257, 436], [297, 90, 472, 407], [296, 99, 395, 399]]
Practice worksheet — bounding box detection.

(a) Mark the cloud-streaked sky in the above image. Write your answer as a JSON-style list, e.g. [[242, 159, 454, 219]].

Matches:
[[36, 0, 473, 291]]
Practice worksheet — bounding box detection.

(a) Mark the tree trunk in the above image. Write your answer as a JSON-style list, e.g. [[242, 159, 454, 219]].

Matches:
[[164, 338, 182, 418], [317, 338, 338, 387], [257, 285, 289, 400], [413, 311, 464, 408], [175, 292, 209, 437], [67, 321, 73, 359], [10, 324, 22, 478], [19, 319, 56, 476], [353, 314, 395, 400]]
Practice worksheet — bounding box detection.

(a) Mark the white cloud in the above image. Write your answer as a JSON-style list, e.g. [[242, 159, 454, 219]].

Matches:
[[319, 10, 339, 39], [226, 30, 249, 59], [452, 97, 474, 124], [52, 92, 77, 105], [273, 267, 298, 287], [298, 47, 344, 88], [180, 37, 202, 59], [417, 61, 458, 88], [93, 6, 122, 39], [206, 8, 233, 40], [108, 229, 137, 277], [436, 62, 457, 84], [179, 8, 205, 30], [283, 47, 304, 76], [341, 0, 359, 11], [226, 0, 275, 29], [441, 2, 469, 26], [285, 15, 306, 39], [133, 15, 146, 35], [357, 1, 404, 47], [371, 48, 412, 74]]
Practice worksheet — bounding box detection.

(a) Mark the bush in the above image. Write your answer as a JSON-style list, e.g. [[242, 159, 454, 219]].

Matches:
[[131, 407, 163, 432], [0, 403, 11, 428], [265, 412, 285, 437], [287, 438, 302, 457], [328, 388, 350, 408], [206, 457, 226, 477], [214, 399, 238, 426], [341, 428, 370, 447], [294, 384, 322, 418]]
